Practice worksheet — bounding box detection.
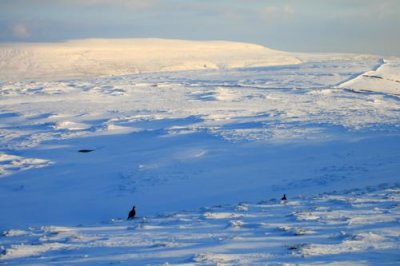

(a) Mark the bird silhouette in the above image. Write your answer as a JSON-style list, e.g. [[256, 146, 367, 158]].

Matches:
[[128, 206, 136, 220]]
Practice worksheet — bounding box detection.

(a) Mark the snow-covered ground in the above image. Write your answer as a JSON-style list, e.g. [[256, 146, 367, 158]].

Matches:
[[0, 39, 399, 265], [1, 185, 399, 265]]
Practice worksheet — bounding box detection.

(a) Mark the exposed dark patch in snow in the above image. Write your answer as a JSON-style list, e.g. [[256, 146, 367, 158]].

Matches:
[[78, 149, 94, 153]]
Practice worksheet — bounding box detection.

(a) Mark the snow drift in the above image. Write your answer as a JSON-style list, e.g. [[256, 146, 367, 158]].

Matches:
[[0, 38, 301, 81]]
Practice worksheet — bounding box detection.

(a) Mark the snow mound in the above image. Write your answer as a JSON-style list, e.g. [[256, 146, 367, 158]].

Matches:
[[0, 38, 301, 81]]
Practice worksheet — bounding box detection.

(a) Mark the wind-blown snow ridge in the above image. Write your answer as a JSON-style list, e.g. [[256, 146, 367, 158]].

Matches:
[[334, 58, 385, 88], [337, 58, 400, 95], [0, 38, 301, 81]]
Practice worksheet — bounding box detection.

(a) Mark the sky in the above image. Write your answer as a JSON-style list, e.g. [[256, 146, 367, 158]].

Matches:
[[0, 0, 399, 56]]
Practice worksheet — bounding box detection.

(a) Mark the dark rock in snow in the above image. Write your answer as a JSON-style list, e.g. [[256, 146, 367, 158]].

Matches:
[[78, 149, 94, 153]]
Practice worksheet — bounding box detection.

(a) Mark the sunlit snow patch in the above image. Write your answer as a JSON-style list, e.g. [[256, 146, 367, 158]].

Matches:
[[0, 153, 51, 177], [53, 121, 91, 131]]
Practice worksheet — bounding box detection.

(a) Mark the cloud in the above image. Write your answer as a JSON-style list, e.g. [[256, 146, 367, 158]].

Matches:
[[11, 23, 31, 38], [0, 0, 161, 14], [260, 4, 295, 19], [47, 0, 160, 9]]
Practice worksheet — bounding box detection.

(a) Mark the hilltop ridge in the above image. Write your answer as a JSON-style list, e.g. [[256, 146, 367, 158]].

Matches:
[[0, 38, 301, 81]]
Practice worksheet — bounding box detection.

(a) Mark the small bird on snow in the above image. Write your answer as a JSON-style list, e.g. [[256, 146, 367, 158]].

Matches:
[[128, 206, 136, 220], [281, 194, 287, 201]]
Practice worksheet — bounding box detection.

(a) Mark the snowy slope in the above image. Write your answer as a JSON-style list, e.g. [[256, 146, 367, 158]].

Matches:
[[1, 185, 399, 265], [0, 39, 400, 265], [337, 58, 400, 95], [0, 39, 301, 81]]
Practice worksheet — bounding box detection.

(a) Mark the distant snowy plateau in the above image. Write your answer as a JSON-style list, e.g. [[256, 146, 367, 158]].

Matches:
[[0, 39, 399, 265]]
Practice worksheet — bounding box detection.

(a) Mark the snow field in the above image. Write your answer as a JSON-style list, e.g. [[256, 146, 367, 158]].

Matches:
[[1, 185, 399, 265], [0, 39, 400, 265]]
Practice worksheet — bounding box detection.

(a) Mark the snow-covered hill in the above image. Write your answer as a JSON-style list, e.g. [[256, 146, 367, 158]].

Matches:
[[0, 39, 301, 81]]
